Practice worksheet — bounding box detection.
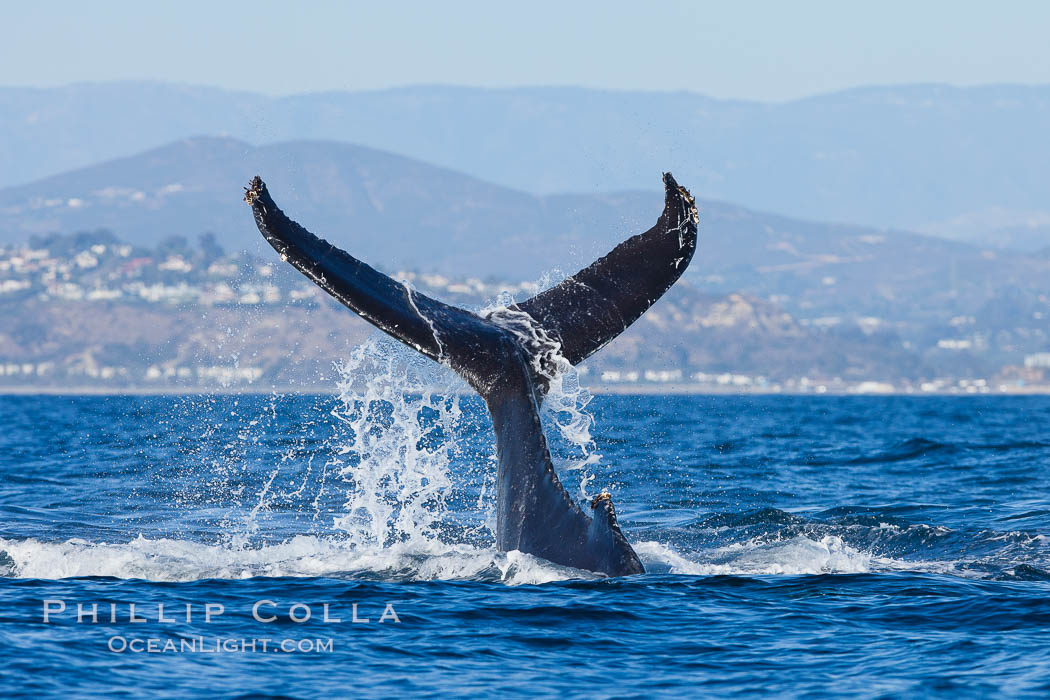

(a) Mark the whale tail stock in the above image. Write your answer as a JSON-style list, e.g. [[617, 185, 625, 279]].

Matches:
[[245, 174, 699, 576]]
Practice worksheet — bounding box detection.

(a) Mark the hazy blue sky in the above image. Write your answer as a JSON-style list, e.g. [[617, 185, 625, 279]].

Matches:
[[4, 1, 1049, 101]]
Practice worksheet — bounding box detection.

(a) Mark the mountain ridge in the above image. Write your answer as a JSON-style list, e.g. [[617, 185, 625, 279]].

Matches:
[[3, 81, 1049, 242], [2, 136, 1047, 337]]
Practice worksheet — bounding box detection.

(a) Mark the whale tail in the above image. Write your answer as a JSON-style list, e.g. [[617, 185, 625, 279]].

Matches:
[[245, 174, 698, 576]]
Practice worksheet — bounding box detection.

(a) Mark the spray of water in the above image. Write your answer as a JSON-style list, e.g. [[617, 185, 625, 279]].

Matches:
[[327, 335, 468, 550]]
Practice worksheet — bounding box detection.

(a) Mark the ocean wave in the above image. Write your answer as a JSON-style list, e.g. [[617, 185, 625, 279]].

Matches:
[[656, 506, 1050, 580], [1001, 564, 1050, 581], [800, 436, 1050, 468], [0, 535, 580, 586], [0, 532, 942, 584], [846, 437, 955, 465], [634, 536, 929, 576], [1, 521, 1045, 586]]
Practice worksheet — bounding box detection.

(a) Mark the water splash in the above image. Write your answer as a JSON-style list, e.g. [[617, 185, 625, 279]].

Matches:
[[327, 335, 473, 549]]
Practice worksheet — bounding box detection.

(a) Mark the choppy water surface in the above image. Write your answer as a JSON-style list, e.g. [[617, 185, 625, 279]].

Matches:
[[2, 383, 1049, 696]]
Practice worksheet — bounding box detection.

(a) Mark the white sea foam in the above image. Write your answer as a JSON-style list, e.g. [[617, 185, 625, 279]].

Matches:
[[633, 536, 948, 577], [0, 535, 583, 585], [2, 532, 963, 583]]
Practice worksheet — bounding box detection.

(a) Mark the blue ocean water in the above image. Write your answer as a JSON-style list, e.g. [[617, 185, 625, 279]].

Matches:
[[2, 390, 1049, 697]]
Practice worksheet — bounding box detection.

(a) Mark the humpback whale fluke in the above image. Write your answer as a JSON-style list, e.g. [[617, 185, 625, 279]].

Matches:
[[245, 173, 699, 576]]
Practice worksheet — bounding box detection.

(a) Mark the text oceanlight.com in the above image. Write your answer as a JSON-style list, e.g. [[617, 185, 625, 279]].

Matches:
[[107, 636, 335, 654]]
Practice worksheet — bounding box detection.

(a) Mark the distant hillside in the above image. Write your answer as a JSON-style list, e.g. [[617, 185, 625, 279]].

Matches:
[[0, 228, 1004, 390], [0, 137, 538, 271], [0, 226, 1045, 390], [2, 82, 1050, 243], [1, 137, 1048, 336]]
